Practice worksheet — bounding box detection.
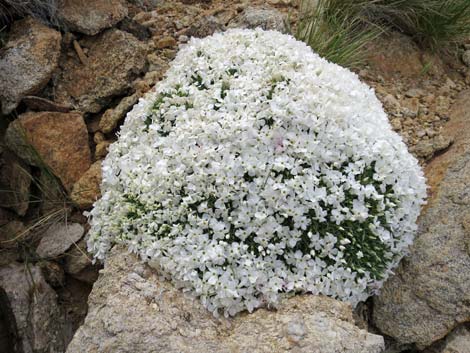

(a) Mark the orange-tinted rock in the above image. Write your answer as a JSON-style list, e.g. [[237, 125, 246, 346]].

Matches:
[[5, 112, 91, 191]]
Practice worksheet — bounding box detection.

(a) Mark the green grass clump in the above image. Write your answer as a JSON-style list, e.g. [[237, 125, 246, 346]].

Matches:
[[295, 0, 382, 68], [295, 0, 470, 65], [364, 0, 470, 49]]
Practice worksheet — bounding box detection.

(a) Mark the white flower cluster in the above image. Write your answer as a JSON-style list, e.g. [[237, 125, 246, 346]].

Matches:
[[87, 29, 426, 317]]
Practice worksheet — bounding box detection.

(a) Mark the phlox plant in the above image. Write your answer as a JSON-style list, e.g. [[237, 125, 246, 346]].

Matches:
[[87, 29, 426, 317]]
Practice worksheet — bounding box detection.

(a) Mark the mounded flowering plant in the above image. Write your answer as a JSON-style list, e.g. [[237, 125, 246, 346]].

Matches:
[[87, 29, 426, 317]]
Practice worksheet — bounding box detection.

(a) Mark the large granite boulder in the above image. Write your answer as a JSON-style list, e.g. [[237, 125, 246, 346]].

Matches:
[[54, 29, 147, 113], [0, 17, 61, 115], [373, 90, 470, 349], [66, 246, 384, 353]]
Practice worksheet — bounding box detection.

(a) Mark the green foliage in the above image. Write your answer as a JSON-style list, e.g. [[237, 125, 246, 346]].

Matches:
[[363, 0, 470, 49], [295, 0, 382, 68], [295, 0, 470, 62]]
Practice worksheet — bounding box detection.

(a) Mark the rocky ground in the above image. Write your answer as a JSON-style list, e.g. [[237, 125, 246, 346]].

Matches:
[[0, 0, 469, 352]]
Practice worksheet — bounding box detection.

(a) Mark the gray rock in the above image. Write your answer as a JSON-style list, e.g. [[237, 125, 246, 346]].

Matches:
[[0, 263, 67, 353], [36, 222, 84, 259], [66, 246, 384, 353], [228, 6, 287, 32], [0, 17, 61, 115], [57, 0, 128, 35], [54, 29, 147, 113], [373, 90, 470, 349]]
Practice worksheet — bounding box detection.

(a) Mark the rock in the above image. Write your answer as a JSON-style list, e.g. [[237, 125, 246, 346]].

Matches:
[[412, 135, 452, 160], [186, 16, 225, 38], [36, 222, 84, 259], [0, 262, 67, 353], [70, 161, 102, 209], [425, 325, 470, 353], [0, 151, 31, 216], [65, 238, 95, 282], [65, 240, 99, 284], [95, 140, 112, 159], [155, 35, 177, 49], [227, 6, 287, 32], [405, 88, 425, 98], [117, 18, 151, 41], [54, 29, 147, 113], [40, 261, 66, 287], [5, 111, 91, 191], [22, 96, 71, 112], [367, 32, 445, 79], [373, 90, 470, 349], [402, 97, 420, 117], [0, 221, 27, 250], [0, 17, 61, 115], [99, 93, 140, 133], [462, 50, 470, 67], [66, 246, 384, 353], [57, 0, 128, 35]]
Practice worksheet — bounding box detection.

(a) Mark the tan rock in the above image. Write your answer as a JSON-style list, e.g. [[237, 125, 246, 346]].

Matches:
[[373, 90, 470, 349], [4, 111, 91, 191], [0, 17, 61, 114], [66, 246, 384, 353], [99, 93, 140, 133], [54, 29, 147, 113], [70, 161, 102, 209], [57, 0, 128, 35], [156, 36, 177, 49], [95, 141, 112, 159]]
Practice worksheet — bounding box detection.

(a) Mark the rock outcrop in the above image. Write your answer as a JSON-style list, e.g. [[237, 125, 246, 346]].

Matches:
[[0, 17, 61, 114], [5, 111, 91, 192], [66, 246, 384, 353], [54, 29, 147, 113], [373, 90, 470, 349]]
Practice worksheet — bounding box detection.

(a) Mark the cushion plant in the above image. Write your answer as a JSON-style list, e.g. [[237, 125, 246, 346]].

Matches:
[[87, 29, 426, 317]]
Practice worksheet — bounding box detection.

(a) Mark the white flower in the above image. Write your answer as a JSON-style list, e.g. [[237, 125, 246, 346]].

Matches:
[[87, 28, 426, 317]]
